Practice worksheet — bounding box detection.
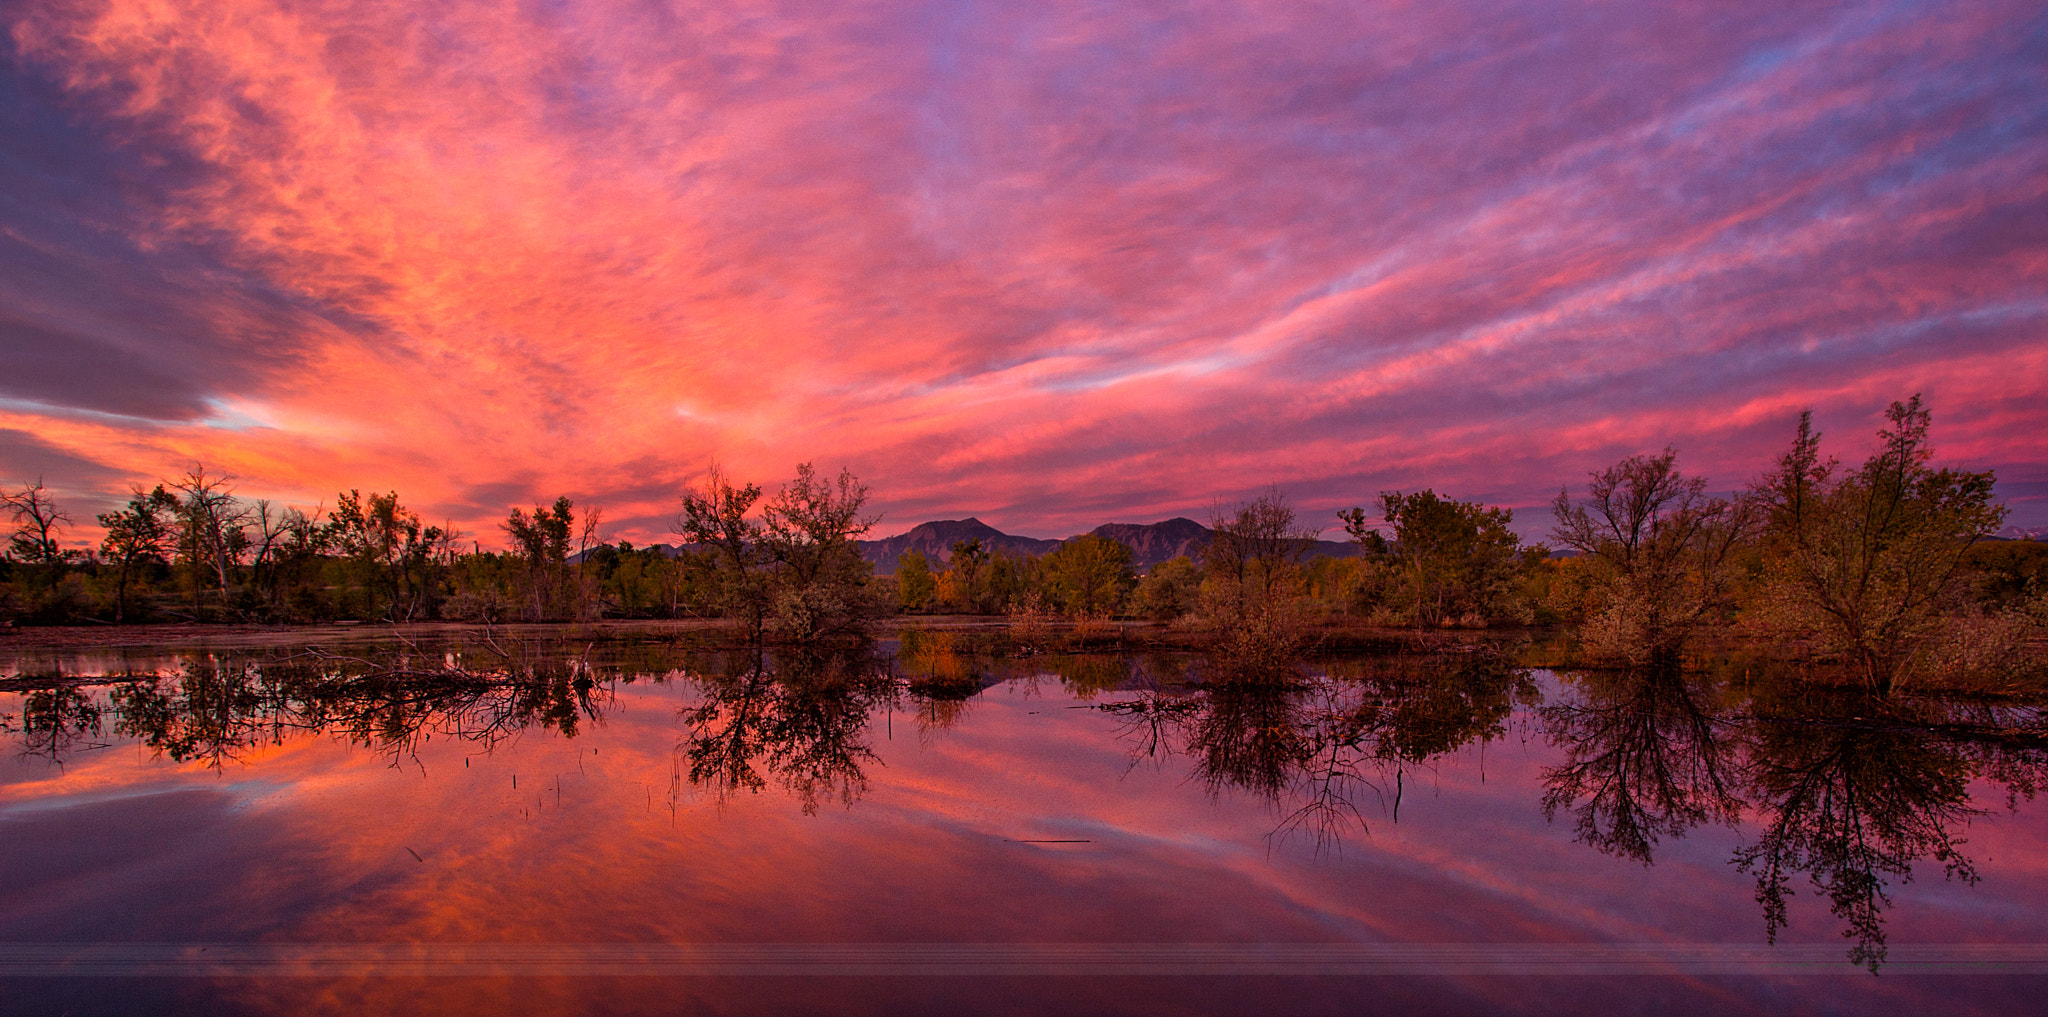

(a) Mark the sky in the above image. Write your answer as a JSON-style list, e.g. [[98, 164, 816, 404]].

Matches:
[[1, 0, 2044, 546]]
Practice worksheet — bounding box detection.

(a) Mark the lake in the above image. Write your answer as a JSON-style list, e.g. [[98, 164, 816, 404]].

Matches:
[[4, 631, 2046, 1014]]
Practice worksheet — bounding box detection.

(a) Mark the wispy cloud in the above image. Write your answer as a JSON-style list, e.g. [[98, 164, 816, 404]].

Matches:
[[3, 0, 2043, 540]]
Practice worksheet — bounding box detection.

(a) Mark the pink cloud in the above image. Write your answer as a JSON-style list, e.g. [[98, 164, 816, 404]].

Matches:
[[1, 0, 2042, 543]]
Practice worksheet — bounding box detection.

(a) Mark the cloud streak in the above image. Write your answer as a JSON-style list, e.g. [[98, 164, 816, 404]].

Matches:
[[2, 0, 2043, 541]]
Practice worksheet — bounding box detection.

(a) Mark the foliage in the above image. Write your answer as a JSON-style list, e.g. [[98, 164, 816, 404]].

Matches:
[[1200, 492, 1319, 653], [1748, 398, 2006, 693], [677, 465, 771, 639], [502, 496, 589, 619], [758, 463, 880, 641], [1351, 489, 1533, 628], [332, 490, 453, 621], [1551, 450, 1749, 662], [1040, 534, 1135, 617], [895, 549, 936, 611], [96, 485, 177, 622], [1132, 555, 1202, 621]]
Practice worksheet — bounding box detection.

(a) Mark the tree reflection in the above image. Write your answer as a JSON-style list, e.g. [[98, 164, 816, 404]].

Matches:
[[676, 647, 896, 814], [6, 685, 106, 763], [1540, 663, 1741, 863], [6, 651, 615, 769], [1540, 658, 2048, 973], [1733, 687, 1987, 973], [1107, 648, 1534, 848]]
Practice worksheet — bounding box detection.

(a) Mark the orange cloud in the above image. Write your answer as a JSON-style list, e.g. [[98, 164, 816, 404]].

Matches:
[[1, 0, 2043, 542]]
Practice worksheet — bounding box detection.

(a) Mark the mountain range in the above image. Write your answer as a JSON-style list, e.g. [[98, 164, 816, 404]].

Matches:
[[594, 517, 1359, 572], [858, 516, 1357, 572]]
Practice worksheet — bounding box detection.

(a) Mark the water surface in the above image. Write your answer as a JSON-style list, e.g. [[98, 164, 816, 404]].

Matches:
[[4, 636, 2046, 1014]]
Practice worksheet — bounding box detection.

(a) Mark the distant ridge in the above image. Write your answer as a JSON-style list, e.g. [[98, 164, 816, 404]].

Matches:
[[857, 518, 1062, 573], [576, 517, 1357, 571], [1081, 518, 1213, 570], [859, 516, 1357, 573], [1077, 518, 1356, 570]]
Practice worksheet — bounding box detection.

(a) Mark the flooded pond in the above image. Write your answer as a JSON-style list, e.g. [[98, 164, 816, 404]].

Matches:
[[4, 632, 2047, 1014]]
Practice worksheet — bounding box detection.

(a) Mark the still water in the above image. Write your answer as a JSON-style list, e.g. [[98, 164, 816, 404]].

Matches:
[[4, 634, 2046, 1014]]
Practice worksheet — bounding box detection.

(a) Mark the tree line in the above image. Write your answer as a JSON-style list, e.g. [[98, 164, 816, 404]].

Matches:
[[3, 397, 2044, 687]]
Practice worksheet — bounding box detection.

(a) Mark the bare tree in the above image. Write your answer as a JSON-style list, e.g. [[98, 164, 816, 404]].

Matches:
[[2, 477, 71, 591], [677, 464, 769, 641], [1201, 491, 1319, 655], [171, 466, 248, 610]]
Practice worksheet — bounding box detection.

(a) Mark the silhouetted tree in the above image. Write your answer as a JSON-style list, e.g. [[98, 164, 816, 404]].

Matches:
[[1734, 687, 1981, 972], [97, 485, 178, 622], [1541, 663, 1741, 863], [2, 477, 71, 593], [170, 466, 248, 613], [332, 490, 450, 620], [503, 495, 577, 619]]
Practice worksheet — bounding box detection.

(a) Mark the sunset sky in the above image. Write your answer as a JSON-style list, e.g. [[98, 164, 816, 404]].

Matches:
[[3, 0, 2044, 546]]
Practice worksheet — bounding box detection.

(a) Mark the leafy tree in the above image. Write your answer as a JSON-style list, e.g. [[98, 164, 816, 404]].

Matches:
[[1041, 534, 1134, 617], [678, 466, 768, 637], [759, 463, 879, 641], [1749, 398, 2005, 693], [1354, 489, 1529, 628], [895, 549, 937, 612], [503, 496, 578, 618], [97, 485, 178, 622], [677, 463, 878, 642], [1551, 451, 1749, 661], [937, 538, 992, 612], [330, 490, 450, 620], [1133, 555, 1202, 621], [980, 548, 1035, 614]]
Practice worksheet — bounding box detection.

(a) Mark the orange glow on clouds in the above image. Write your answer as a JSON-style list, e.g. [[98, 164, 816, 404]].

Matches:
[[1, 0, 2044, 542]]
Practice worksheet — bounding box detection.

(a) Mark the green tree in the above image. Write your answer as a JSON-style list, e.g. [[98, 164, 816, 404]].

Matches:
[[1354, 489, 1528, 628], [1133, 555, 1203, 621], [1042, 534, 1135, 617], [503, 496, 577, 619], [895, 549, 937, 612], [981, 548, 1035, 614], [1749, 397, 2005, 693]]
